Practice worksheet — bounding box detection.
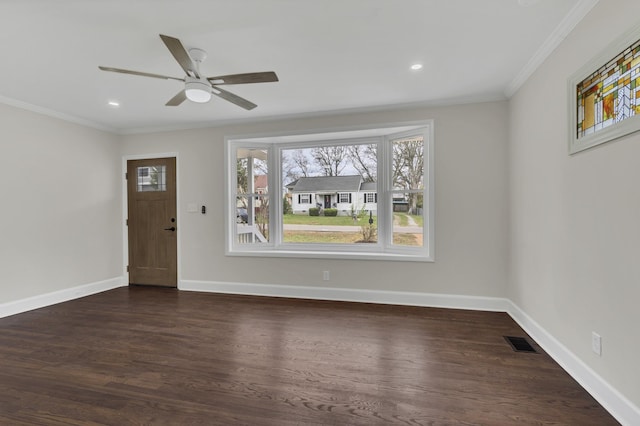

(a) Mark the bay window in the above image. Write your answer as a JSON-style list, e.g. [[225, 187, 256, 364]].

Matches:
[[225, 122, 434, 261]]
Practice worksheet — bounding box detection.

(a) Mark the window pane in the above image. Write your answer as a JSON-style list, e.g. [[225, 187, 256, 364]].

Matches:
[[137, 165, 166, 192], [235, 147, 269, 244], [236, 195, 270, 243], [392, 192, 423, 247], [236, 148, 268, 195], [392, 136, 424, 192], [282, 143, 377, 244]]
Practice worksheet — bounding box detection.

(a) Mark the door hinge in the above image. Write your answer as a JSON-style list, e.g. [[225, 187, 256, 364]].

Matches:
[[126, 219, 128, 226], [125, 172, 128, 180], [126, 265, 129, 272]]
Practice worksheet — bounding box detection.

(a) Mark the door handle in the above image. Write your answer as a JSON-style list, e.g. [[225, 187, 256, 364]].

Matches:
[[164, 227, 176, 232]]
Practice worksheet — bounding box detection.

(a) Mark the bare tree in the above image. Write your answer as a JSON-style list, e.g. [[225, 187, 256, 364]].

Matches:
[[237, 156, 268, 193], [282, 157, 298, 185], [292, 150, 312, 176], [255, 195, 269, 240], [283, 149, 314, 184], [347, 144, 377, 182], [236, 158, 248, 195], [312, 146, 347, 176], [392, 137, 424, 214], [253, 157, 268, 175]]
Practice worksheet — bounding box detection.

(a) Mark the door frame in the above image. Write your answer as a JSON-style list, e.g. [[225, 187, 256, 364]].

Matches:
[[122, 152, 180, 287]]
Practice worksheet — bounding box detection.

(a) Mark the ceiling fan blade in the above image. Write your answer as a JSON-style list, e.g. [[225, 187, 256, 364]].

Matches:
[[159, 34, 199, 78], [207, 71, 279, 85], [211, 86, 257, 110], [166, 90, 187, 106], [98, 66, 183, 81]]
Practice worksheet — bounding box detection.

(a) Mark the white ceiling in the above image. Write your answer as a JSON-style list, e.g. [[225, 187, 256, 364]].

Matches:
[[0, 0, 595, 134]]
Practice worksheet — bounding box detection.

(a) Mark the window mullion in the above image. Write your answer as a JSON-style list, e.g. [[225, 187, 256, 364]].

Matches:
[[272, 144, 282, 248], [247, 151, 255, 227], [378, 137, 391, 249]]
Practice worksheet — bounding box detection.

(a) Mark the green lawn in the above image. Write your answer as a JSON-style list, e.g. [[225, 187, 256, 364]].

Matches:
[[284, 231, 373, 244], [280, 213, 422, 246], [283, 214, 377, 226], [283, 231, 420, 246], [282, 213, 423, 228]]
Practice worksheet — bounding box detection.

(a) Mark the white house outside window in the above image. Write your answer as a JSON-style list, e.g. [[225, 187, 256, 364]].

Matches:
[[225, 122, 434, 261]]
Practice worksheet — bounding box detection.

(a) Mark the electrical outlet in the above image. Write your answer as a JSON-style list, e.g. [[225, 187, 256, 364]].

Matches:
[[592, 332, 602, 356], [323, 271, 330, 281]]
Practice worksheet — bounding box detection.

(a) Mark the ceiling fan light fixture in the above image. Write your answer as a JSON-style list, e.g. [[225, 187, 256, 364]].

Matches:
[[185, 78, 211, 103]]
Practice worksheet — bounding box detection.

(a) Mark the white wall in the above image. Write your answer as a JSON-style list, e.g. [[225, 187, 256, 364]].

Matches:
[[0, 104, 123, 304], [122, 101, 509, 298], [509, 0, 640, 410]]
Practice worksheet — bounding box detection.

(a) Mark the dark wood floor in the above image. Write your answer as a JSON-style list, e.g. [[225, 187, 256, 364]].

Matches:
[[0, 287, 618, 425]]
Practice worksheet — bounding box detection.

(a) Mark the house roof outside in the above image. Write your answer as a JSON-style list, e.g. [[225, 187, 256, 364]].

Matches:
[[292, 175, 363, 193], [285, 179, 298, 189], [360, 182, 376, 192]]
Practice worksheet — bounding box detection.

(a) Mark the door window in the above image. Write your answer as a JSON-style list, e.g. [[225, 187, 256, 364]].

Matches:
[[137, 165, 167, 192]]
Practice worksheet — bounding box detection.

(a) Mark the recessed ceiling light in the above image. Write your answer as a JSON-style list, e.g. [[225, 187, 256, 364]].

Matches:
[[107, 100, 120, 107], [410, 63, 423, 71]]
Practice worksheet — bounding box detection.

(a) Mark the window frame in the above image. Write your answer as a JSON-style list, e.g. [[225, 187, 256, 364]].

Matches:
[[225, 122, 434, 262], [338, 193, 351, 204], [365, 193, 377, 203], [298, 193, 311, 204]]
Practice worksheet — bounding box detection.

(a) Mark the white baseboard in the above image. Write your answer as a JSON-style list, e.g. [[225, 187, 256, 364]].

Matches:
[[181, 279, 639, 426], [0, 276, 126, 319], [506, 300, 640, 426], [179, 279, 510, 312]]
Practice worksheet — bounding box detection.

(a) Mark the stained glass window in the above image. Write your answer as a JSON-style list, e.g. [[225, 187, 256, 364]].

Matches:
[[577, 38, 640, 139]]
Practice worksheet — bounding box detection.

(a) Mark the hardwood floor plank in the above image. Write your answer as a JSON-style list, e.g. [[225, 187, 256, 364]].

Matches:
[[0, 287, 619, 425]]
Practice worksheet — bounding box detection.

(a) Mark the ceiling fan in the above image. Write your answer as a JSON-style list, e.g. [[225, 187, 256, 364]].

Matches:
[[99, 34, 278, 110]]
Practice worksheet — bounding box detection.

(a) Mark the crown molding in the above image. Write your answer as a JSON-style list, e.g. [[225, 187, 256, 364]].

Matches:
[[0, 94, 118, 134], [505, 0, 600, 98]]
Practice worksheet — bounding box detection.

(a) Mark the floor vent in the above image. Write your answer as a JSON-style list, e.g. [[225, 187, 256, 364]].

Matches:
[[504, 336, 538, 353]]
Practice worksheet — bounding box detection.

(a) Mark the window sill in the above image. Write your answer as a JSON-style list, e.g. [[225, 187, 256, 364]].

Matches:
[[226, 248, 433, 262]]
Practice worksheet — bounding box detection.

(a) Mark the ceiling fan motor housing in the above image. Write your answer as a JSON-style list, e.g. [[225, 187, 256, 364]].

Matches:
[[185, 76, 211, 103], [188, 48, 207, 64]]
